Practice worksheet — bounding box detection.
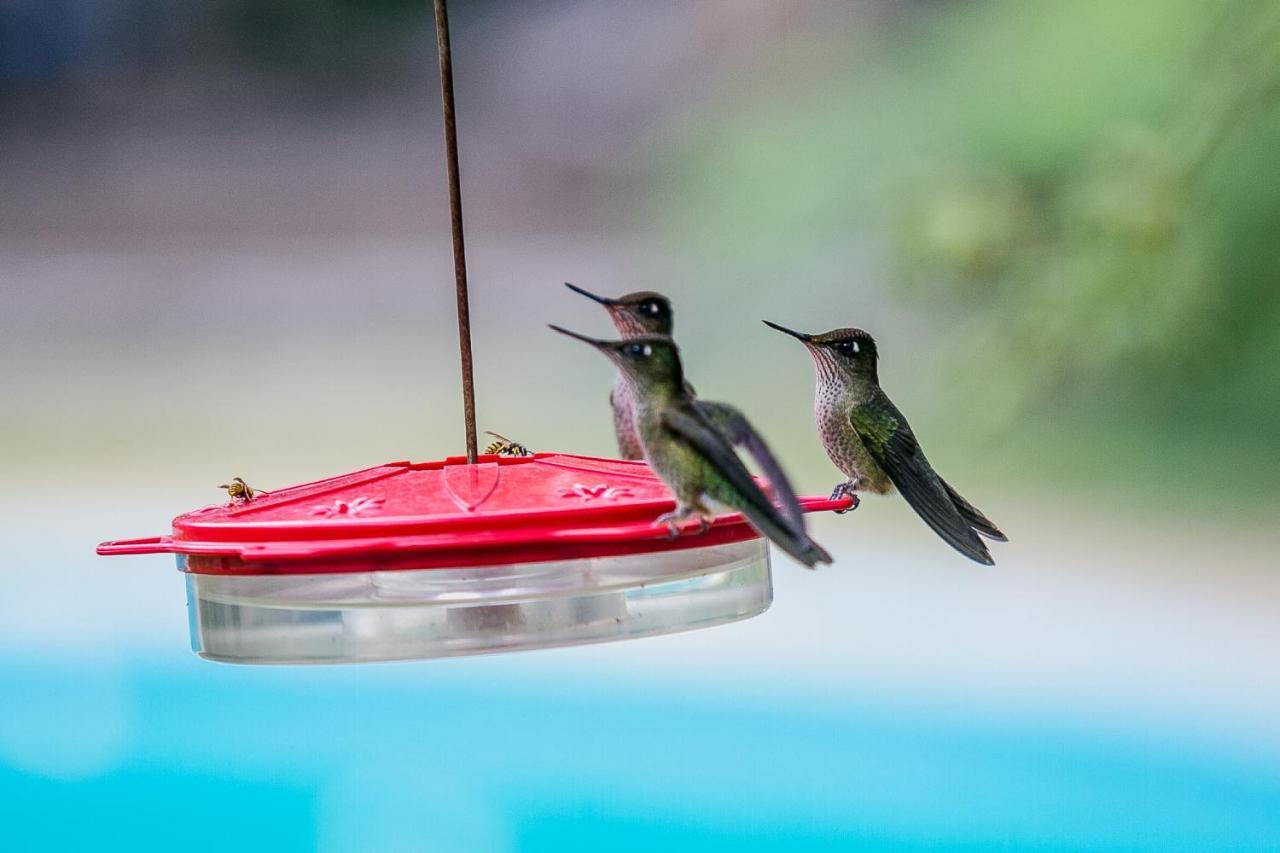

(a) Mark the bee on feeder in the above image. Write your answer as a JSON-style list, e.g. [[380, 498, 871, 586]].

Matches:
[[219, 477, 265, 503], [484, 432, 533, 457]]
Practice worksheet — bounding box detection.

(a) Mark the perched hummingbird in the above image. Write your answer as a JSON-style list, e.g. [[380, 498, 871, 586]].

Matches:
[[763, 321, 1006, 565], [550, 325, 832, 569], [564, 282, 676, 460]]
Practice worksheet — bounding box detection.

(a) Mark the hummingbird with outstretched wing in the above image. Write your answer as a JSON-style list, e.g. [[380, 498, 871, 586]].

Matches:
[[551, 325, 832, 569]]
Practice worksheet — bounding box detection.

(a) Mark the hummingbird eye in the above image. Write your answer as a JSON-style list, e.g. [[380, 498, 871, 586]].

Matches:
[[627, 342, 653, 357], [642, 301, 660, 315], [833, 340, 859, 356]]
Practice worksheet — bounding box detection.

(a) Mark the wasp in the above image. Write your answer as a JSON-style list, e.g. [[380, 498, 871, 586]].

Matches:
[[220, 476, 267, 503], [483, 431, 533, 457]]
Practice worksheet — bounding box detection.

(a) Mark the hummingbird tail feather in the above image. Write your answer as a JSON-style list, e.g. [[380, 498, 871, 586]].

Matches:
[[733, 498, 832, 569], [660, 406, 831, 568], [941, 480, 1007, 542], [693, 400, 810, 540], [848, 401, 999, 565]]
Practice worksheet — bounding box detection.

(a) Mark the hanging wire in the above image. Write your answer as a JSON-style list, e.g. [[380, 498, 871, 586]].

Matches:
[[433, 0, 479, 463]]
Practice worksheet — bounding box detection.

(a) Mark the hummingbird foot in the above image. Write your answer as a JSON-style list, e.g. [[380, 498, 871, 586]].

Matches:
[[654, 509, 686, 539], [654, 501, 716, 538], [830, 481, 861, 514]]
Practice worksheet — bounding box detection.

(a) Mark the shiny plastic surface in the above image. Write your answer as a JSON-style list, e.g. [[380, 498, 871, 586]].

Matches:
[[98, 453, 851, 573], [186, 538, 771, 663]]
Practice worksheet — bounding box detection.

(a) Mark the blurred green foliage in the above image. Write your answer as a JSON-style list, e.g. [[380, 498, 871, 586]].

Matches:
[[648, 0, 1280, 444]]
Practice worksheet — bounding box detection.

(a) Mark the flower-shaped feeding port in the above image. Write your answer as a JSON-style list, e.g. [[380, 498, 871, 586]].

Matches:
[[559, 483, 633, 502], [310, 497, 385, 518], [98, 453, 851, 664]]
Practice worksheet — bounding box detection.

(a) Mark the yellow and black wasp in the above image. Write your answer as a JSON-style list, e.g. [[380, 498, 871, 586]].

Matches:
[[483, 432, 533, 457], [219, 476, 267, 503]]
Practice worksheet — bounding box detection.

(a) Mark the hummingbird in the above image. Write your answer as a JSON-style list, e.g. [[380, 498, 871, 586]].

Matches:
[[550, 325, 832, 569], [763, 321, 1006, 565], [564, 282, 676, 460]]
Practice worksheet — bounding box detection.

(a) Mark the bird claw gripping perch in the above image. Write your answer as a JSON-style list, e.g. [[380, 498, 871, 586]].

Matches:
[[653, 511, 684, 539], [654, 506, 715, 539], [829, 481, 860, 514]]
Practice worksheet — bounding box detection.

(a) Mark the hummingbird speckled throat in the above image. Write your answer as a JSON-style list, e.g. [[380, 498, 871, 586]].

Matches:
[[763, 321, 1007, 565], [549, 325, 832, 569], [564, 282, 676, 460]]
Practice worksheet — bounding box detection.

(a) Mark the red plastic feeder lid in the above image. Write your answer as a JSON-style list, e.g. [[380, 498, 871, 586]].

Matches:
[[98, 453, 849, 575]]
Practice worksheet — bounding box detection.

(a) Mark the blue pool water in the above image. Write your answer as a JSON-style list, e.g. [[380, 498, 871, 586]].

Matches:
[[2, 654, 1278, 851]]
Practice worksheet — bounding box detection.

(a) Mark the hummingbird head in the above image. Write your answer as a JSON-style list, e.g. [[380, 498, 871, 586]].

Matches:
[[763, 321, 880, 385], [564, 282, 673, 337], [549, 325, 685, 394]]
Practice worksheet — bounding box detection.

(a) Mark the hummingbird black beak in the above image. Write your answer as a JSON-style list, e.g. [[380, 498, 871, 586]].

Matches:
[[762, 320, 812, 342], [564, 282, 616, 306], [548, 324, 614, 350]]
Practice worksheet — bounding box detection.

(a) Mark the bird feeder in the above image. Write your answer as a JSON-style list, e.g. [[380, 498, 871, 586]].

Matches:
[[99, 456, 845, 663], [96, 0, 851, 663]]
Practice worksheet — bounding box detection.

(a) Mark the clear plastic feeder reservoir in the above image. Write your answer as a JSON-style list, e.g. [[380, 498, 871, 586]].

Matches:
[[99, 454, 846, 664]]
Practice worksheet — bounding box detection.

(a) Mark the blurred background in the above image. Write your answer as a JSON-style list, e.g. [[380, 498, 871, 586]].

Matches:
[[3, 0, 1280, 849]]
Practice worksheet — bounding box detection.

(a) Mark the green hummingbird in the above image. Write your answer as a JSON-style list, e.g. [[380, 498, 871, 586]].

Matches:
[[763, 321, 1006, 565], [550, 325, 832, 569], [564, 282, 676, 460]]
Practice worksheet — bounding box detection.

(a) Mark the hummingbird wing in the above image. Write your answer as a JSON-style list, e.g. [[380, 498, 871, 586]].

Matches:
[[850, 401, 995, 565], [693, 400, 807, 539], [662, 406, 832, 568]]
